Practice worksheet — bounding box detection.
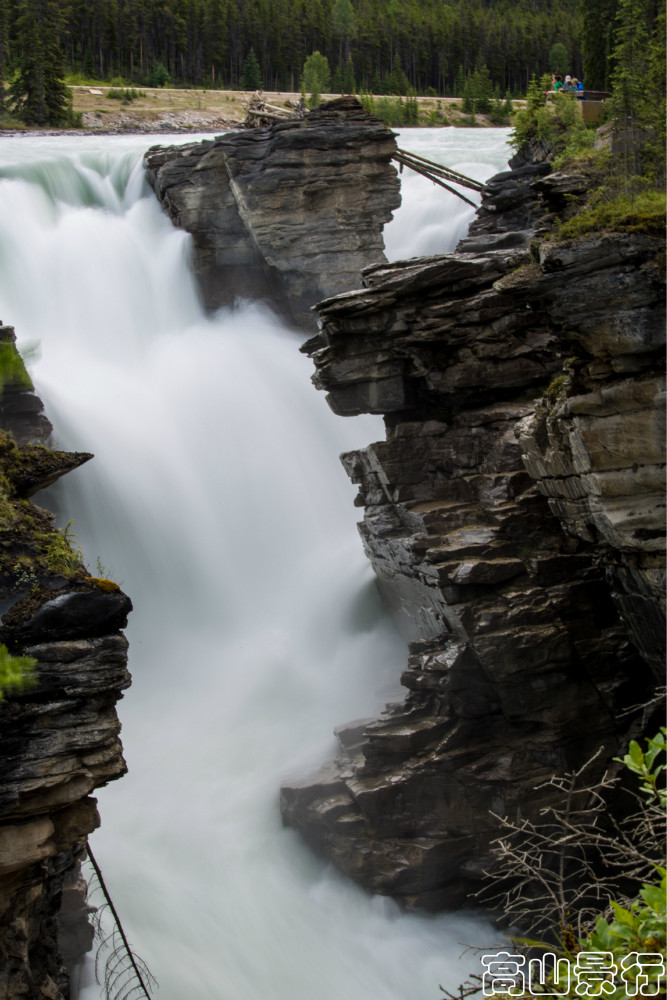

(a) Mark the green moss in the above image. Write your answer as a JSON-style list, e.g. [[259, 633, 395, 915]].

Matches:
[[557, 189, 666, 237], [84, 576, 120, 593], [0, 643, 37, 701], [544, 373, 570, 401], [0, 342, 32, 394]]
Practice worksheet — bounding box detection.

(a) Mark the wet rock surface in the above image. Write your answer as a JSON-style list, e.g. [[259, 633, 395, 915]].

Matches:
[[144, 97, 401, 330], [281, 156, 665, 908], [0, 329, 132, 999]]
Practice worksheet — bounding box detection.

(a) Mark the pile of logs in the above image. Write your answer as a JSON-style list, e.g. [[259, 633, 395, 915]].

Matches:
[[242, 92, 306, 128]]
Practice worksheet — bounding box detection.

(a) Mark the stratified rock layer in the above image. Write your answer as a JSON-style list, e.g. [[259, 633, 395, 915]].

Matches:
[[281, 162, 665, 909], [144, 97, 401, 330], [0, 327, 132, 999]]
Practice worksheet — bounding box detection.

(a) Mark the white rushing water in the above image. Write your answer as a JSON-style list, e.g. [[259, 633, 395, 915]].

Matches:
[[0, 126, 510, 1000]]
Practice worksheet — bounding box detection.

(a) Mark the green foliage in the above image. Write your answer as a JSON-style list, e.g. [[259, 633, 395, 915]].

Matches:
[[35, 519, 85, 576], [0, 342, 32, 395], [615, 729, 666, 808], [557, 186, 666, 238], [608, 0, 666, 183], [549, 42, 569, 75], [9, 0, 79, 126], [0, 643, 37, 701], [373, 95, 416, 127], [3, 0, 586, 97], [384, 58, 410, 96], [462, 62, 494, 115], [331, 0, 355, 41], [342, 56, 356, 95], [511, 81, 592, 155], [241, 48, 262, 91], [106, 87, 145, 103], [582, 0, 618, 90], [446, 731, 667, 1000], [147, 61, 171, 88], [301, 51, 331, 102]]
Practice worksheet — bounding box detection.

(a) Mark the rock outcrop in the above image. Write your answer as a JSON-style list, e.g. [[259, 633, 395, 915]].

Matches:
[[280, 160, 665, 909], [144, 97, 401, 330], [0, 326, 132, 999]]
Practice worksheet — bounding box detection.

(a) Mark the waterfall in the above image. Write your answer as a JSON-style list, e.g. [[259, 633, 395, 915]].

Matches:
[[0, 127, 510, 1000]]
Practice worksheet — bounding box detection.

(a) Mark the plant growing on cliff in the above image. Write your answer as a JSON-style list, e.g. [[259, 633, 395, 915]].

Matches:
[[440, 730, 667, 999], [0, 341, 33, 395], [0, 643, 37, 701], [35, 518, 85, 575]]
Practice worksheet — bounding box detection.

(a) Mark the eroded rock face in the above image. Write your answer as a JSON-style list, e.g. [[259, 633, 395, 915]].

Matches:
[[144, 97, 401, 330], [0, 327, 132, 999], [281, 161, 665, 909]]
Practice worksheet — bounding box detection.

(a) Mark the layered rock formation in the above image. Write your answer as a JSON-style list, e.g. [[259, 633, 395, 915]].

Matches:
[[144, 97, 401, 330], [0, 326, 132, 999], [281, 161, 665, 908]]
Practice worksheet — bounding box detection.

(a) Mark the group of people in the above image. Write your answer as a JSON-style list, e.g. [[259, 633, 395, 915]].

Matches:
[[552, 74, 584, 94]]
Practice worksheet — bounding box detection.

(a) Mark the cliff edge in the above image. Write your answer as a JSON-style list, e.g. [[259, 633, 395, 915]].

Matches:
[[0, 326, 132, 999], [143, 97, 401, 330], [281, 157, 665, 909]]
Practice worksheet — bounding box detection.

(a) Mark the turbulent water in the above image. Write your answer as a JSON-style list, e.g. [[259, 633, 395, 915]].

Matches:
[[0, 126, 510, 1000]]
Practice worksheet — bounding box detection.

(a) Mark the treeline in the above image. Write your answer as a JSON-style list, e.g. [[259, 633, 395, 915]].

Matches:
[[1, 0, 584, 96]]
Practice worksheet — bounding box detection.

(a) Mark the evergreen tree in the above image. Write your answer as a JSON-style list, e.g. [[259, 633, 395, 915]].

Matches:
[[582, 0, 618, 89], [10, 0, 74, 126], [331, 0, 355, 65], [548, 42, 569, 76], [342, 54, 355, 94], [0, 0, 7, 111], [332, 65, 344, 93], [301, 50, 331, 98], [241, 47, 262, 90]]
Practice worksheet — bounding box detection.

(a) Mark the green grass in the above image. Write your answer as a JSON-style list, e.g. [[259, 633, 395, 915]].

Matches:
[[0, 644, 37, 701], [558, 189, 666, 237]]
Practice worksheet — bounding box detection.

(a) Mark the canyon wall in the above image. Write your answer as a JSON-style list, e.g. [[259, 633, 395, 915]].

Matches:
[[144, 97, 401, 330], [0, 326, 132, 999], [280, 160, 665, 908]]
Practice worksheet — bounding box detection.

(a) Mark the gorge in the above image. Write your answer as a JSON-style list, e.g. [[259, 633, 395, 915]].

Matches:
[[0, 103, 663, 999], [0, 125, 510, 999]]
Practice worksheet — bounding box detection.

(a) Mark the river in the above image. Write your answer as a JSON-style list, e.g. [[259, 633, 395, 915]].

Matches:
[[0, 125, 511, 1000]]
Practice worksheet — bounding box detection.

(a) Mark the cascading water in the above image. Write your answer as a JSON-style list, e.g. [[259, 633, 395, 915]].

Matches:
[[0, 126, 510, 1000]]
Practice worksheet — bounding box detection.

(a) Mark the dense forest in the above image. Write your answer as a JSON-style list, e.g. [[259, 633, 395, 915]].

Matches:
[[0, 0, 585, 98]]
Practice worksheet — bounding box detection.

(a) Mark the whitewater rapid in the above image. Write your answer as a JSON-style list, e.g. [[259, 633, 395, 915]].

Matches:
[[0, 127, 510, 999]]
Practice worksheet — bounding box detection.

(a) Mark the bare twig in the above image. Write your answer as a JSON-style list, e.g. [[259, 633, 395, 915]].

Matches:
[[87, 844, 158, 1000]]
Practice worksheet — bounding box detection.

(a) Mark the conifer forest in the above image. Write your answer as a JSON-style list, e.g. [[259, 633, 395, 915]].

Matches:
[[1, 0, 587, 98]]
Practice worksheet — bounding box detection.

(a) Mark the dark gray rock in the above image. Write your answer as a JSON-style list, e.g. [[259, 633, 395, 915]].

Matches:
[[144, 98, 402, 330], [282, 158, 665, 910]]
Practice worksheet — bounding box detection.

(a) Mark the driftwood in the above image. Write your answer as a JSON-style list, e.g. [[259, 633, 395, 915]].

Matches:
[[242, 91, 306, 128]]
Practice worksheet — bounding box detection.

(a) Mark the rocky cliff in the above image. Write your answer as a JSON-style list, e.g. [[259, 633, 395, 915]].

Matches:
[[0, 326, 132, 999], [143, 97, 401, 330], [280, 159, 665, 909]]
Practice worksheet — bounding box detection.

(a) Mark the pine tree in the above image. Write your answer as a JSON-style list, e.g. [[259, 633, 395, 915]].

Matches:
[[0, 0, 7, 112], [241, 47, 262, 90], [342, 54, 355, 94], [548, 42, 569, 76], [331, 0, 355, 65], [10, 0, 74, 126], [301, 50, 331, 99], [582, 0, 618, 89]]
